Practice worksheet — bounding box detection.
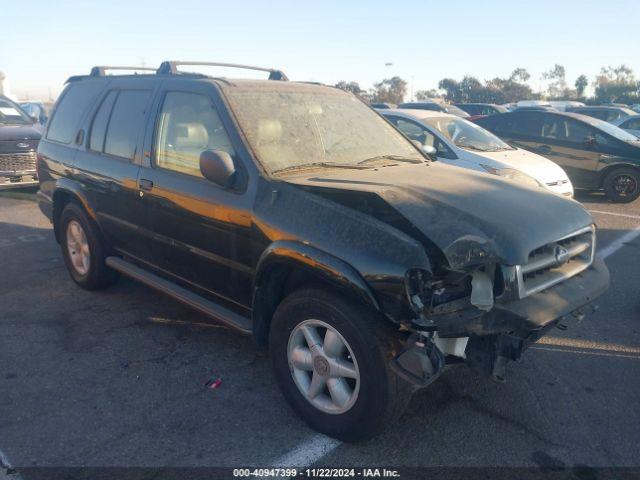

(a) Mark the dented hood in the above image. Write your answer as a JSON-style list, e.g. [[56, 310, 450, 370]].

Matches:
[[284, 162, 593, 268]]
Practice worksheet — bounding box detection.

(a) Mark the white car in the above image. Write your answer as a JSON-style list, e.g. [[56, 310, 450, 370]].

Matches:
[[379, 109, 574, 197]]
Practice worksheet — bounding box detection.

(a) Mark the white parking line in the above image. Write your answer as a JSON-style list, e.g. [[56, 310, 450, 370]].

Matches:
[[271, 434, 341, 467], [599, 225, 640, 260], [589, 210, 640, 220]]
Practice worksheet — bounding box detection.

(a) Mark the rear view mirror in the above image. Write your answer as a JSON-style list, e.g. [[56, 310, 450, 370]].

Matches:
[[200, 150, 236, 188]]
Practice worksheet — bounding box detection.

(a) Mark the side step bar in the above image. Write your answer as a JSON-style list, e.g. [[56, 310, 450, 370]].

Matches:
[[105, 256, 252, 334]]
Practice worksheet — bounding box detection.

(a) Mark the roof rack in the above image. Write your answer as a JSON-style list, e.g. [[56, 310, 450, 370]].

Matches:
[[89, 66, 157, 77], [156, 61, 288, 81]]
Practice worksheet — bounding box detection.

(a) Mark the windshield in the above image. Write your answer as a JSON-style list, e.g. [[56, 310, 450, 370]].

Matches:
[[423, 116, 514, 152], [591, 118, 640, 142], [225, 88, 424, 174], [0, 98, 32, 125]]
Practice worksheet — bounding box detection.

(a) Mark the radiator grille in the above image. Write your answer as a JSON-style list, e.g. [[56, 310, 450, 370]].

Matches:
[[0, 152, 37, 174], [516, 226, 595, 298]]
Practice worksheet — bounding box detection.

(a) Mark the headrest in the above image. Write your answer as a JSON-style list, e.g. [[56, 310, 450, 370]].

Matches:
[[257, 119, 283, 144], [173, 123, 209, 149]]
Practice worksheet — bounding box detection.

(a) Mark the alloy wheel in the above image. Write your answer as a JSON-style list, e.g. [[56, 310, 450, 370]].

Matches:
[[287, 319, 360, 414]]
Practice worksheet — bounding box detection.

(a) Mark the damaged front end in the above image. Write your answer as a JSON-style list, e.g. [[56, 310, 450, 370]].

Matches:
[[392, 225, 610, 385]]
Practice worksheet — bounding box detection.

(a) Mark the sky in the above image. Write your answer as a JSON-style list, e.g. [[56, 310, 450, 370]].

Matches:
[[2, 0, 639, 101]]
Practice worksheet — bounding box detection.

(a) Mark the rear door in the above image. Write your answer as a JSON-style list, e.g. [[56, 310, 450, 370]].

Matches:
[[73, 79, 159, 261], [135, 80, 256, 312]]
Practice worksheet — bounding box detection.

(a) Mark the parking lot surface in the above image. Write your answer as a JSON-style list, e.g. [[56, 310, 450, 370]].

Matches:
[[1, 188, 639, 476]]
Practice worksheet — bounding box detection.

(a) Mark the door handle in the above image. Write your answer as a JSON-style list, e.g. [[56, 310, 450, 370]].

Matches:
[[139, 178, 154, 191]]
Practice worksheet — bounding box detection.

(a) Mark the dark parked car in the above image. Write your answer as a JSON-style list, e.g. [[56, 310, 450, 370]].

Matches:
[[398, 101, 470, 117], [454, 103, 508, 117], [566, 106, 635, 123], [475, 110, 640, 202], [37, 62, 609, 441], [0, 95, 41, 189], [369, 102, 395, 109], [20, 101, 49, 125]]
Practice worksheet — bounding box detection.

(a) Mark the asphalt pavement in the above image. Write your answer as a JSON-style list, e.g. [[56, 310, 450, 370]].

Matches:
[[0, 188, 639, 478]]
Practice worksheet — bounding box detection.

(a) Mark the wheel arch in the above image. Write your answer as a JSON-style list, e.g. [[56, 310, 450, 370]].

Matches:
[[251, 240, 381, 347], [52, 179, 98, 243], [598, 162, 640, 187]]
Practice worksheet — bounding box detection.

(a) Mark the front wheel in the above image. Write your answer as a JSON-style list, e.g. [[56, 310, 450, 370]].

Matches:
[[603, 167, 640, 203], [269, 288, 412, 442]]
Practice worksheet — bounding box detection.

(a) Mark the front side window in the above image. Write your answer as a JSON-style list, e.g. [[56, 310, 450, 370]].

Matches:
[[389, 116, 454, 158], [225, 88, 422, 174], [103, 90, 151, 160], [0, 98, 31, 125], [542, 118, 593, 144], [155, 92, 235, 177]]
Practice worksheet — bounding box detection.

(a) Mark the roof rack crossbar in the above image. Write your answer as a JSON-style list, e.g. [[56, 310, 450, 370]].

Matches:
[[90, 66, 157, 77], [156, 61, 289, 81]]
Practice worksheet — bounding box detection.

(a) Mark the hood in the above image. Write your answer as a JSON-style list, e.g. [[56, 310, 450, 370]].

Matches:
[[284, 162, 592, 269], [473, 148, 569, 184], [0, 123, 42, 142]]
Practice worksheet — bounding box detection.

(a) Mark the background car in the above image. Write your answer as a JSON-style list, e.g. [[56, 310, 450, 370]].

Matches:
[[566, 105, 635, 123], [19, 101, 48, 125], [379, 108, 574, 197], [454, 103, 508, 117], [0, 95, 41, 189], [612, 114, 640, 138], [398, 101, 470, 117], [475, 110, 640, 202], [511, 105, 557, 112], [369, 102, 396, 109], [548, 101, 585, 111]]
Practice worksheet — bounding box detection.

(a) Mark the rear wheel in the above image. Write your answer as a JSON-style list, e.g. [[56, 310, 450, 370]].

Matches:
[[59, 203, 119, 290], [269, 288, 413, 442], [603, 167, 640, 203]]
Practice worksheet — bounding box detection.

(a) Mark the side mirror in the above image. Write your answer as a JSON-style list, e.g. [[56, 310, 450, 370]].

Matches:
[[584, 136, 597, 148], [199, 150, 236, 188]]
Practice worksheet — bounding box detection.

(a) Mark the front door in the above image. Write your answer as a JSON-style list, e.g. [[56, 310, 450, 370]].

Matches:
[[136, 82, 255, 312]]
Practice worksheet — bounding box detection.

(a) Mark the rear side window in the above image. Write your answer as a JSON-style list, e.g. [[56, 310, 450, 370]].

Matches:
[[507, 113, 543, 137], [89, 91, 118, 152], [104, 90, 151, 160], [47, 82, 103, 144]]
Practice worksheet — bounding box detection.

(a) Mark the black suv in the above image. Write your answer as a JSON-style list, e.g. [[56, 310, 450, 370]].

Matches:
[[1, 95, 41, 189], [37, 62, 609, 441]]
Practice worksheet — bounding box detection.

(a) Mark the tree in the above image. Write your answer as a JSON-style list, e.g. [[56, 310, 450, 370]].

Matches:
[[594, 65, 639, 103], [543, 64, 571, 99], [575, 75, 588, 98], [415, 89, 441, 101], [334, 81, 364, 96], [509, 68, 531, 83], [370, 77, 407, 104]]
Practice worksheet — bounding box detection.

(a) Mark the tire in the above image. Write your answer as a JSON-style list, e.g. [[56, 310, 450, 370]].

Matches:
[[269, 287, 413, 442], [58, 202, 119, 290], [603, 167, 640, 203]]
